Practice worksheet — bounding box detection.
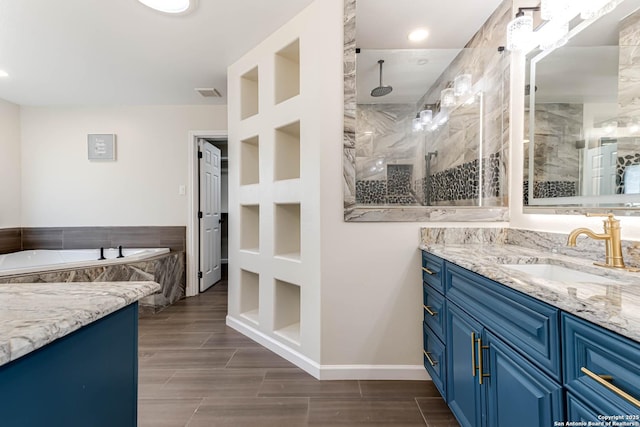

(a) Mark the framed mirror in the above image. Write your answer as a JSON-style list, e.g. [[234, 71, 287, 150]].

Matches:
[[524, 0, 640, 214], [343, 0, 509, 222]]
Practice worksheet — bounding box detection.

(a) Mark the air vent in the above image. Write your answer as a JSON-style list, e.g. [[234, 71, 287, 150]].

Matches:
[[195, 88, 222, 97]]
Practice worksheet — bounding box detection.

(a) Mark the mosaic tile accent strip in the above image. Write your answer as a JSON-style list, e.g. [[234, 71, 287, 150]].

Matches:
[[523, 180, 578, 204], [387, 165, 413, 195], [616, 153, 640, 194], [356, 180, 386, 204]]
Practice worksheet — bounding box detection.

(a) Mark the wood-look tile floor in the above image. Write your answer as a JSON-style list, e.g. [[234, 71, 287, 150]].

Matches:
[[138, 281, 459, 427]]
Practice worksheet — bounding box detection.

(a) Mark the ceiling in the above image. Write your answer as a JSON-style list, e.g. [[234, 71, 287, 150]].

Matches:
[[355, 0, 504, 104], [0, 0, 506, 107]]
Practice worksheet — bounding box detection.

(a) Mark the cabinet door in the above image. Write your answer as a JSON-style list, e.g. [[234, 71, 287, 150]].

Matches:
[[446, 302, 483, 427], [484, 331, 564, 427]]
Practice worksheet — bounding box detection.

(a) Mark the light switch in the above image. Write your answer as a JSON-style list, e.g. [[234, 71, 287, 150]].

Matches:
[[178, 185, 186, 195]]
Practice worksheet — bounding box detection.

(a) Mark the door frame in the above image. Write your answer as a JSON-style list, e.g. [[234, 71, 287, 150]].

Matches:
[[186, 130, 228, 297]]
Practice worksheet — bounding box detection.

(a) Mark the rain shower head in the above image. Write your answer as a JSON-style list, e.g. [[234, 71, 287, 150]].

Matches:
[[371, 60, 393, 97]]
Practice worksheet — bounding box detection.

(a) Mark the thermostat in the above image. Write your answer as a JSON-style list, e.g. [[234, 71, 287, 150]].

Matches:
[[88, 134, 116, 161]]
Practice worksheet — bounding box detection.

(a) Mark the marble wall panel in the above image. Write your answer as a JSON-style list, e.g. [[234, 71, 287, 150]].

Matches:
[[619, 10, 640, 120], [0, 252, 185, 313]]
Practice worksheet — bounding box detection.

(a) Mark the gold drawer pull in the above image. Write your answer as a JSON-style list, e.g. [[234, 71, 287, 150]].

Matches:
[[471, 332, 477, 377], [423, 350, 437, 367], [422, 267, 435, 275], [581, 367, 640, 408], [423, 305, 438, 316], [477, 337, 490, 385]]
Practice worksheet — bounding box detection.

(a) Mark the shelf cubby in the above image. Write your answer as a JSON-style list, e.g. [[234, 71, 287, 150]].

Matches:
[[274, 39, 300, 105], [240, 269, 259, 325], [274, 279, 301, 343], [274, 203, 301, 259], [240, 136, 260, 185], [240, 204, 260, 252], [240, 67, 259, 120], [274, 121, 301, 181]]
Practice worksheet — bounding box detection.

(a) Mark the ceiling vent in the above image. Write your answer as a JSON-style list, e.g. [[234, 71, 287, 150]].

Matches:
[[195, 88, 222, 97]]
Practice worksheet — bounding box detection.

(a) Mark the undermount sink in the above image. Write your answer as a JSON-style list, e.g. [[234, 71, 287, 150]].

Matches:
[[501, 263, 617, 284]]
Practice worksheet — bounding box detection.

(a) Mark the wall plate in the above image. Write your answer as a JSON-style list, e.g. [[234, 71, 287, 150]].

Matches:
[[88, 134, 116, 161]]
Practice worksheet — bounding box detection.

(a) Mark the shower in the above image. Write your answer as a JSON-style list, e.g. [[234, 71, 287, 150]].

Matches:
[[371, 60, 393, 97], [424, 151, 438, 206]]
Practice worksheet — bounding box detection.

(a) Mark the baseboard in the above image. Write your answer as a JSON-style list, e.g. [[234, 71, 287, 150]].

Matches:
[[227, 316, 432, 381]]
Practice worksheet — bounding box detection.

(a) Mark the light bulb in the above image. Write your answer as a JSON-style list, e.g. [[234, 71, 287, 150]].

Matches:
[[412, 118, 423, 132], [440, 88, 456, 108], [420, 109, 433, 125], [506, 15, 534, 52], [454, 74, 472, 97]]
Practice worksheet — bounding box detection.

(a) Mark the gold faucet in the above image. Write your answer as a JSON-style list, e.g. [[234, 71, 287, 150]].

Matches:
[[567, 213, 627, 269]]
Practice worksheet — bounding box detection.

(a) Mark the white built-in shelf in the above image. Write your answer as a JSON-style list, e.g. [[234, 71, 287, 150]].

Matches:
[[240, 205, 260, 251], [240, 66, 259, 120], [274, 279, 301, 343], [274, 253, 301, 263], [274, 121, 300, 181], [274, 39, 300, 105], [274, 203, 300, 257], [240, 136, 260, 186], [240, 270, 259, 325]]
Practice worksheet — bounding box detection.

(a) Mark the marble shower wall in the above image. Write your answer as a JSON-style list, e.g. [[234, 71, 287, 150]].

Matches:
[[619, 9, 640, 121], [0, 252, 185, 313]]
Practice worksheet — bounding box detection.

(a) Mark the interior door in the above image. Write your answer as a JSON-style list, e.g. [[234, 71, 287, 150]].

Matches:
[[585, 144, 617, 196], [199, 141, 222, 292]]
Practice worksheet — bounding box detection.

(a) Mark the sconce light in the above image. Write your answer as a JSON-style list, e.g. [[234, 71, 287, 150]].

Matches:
[[603, 121, 618, 134], [412, 117, 424, 132], [506, 10, 535, 52], [420, 109, 433, 125], [454, 74, 472, 97], [440, 88, 456, 108], [629, 118, 640, 134]]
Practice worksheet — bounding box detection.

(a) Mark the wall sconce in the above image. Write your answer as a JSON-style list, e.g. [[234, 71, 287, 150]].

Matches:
[[454, 74, 472, 97], [420, 109, 433, 125], [440, 88, 456, 108], [412, 117, 424, 132], [506, 10, 535, 52]]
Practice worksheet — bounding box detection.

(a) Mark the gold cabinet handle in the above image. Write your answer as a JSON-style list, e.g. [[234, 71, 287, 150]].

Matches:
[[471, 332, 477, 377], [422, 267, 435, 275], [423, 305, 438, 316], [581, 367, 640, 408], [423, 350, 438, 367], [477, 337, 490, 385]]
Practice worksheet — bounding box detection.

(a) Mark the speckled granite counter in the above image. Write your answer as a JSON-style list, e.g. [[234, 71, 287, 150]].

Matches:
[[0, 281, 160, 366], [420, 243, 640, 343]]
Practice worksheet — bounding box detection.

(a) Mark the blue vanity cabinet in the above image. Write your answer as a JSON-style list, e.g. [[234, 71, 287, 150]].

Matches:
[[563, 313, 640, 420]]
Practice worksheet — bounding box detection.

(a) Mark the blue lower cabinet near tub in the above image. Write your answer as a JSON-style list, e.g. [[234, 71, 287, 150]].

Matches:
[[0, 303, 139, 427]]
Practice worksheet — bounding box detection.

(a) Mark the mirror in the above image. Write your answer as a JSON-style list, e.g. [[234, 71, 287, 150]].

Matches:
[[524, 0, 640, 212], [343, 0, 509, 221]]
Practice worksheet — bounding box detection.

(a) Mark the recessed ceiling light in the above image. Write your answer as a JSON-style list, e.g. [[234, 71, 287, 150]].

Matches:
[[137, 0, 196, 15], [0, 70, 9, 78], [408, 29, 429, 42]]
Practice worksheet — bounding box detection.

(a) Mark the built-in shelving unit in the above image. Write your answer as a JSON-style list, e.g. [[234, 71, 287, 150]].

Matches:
[[240, 204, 259, 252], [240, 67, 259, 120], [274, 203, 301, 260], [274, 121, 301, 181], [274, 279, 301, 344], [240, 269, 260, 325], [274, 39, 300, 105], [240, 136, 260, 186]]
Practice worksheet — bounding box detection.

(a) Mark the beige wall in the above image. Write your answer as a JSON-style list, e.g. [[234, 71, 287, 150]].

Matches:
[[20, 105, 227, 227], [0, 98, 21, 228]]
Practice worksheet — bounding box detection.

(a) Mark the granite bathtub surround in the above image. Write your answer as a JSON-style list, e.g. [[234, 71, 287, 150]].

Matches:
[[0, 281, 160, 366], [419, 242, 640, 342], [0, 228, 21, 255], [21, 226, 186, 252], [420, 227, 640, 269], [343, 0, 510, 221], [0, 252, 185, 313]]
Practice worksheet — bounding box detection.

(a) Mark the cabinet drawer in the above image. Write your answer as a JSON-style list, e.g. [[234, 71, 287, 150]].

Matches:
[[563, 314, 640, 416], [422, 251, 445, 293], [423, 283, 446, 341], [567, 393, 602, 422], [423, 322, 446, 399], [446, 262, 561, 380]]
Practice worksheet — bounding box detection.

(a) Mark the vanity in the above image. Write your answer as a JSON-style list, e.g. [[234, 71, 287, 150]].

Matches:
[[420, 238, 640, 426], [0, 281, 160, 427]]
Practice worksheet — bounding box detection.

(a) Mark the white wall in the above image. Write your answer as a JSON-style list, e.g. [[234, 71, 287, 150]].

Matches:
[[0, 98, 22, 228], [20, 105, 227, 226]]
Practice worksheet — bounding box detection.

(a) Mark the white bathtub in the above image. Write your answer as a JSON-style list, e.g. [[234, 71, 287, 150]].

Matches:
[[0, 248, 170, 277]]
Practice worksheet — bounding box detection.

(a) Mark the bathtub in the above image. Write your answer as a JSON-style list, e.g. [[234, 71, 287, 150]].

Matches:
[[0, 248, 170, 278]]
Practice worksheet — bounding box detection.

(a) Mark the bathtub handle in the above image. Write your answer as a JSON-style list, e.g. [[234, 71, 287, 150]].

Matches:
[[98, 247, 106, 261], [117, 246, 124, 259]]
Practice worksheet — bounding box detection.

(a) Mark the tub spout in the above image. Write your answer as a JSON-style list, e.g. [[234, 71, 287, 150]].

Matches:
[[98, 247, 106, 261], [117, 245, 124, 259]]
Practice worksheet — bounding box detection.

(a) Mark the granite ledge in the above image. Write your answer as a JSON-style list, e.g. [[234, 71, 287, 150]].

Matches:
[[420, 243, 640, 343], [0, 281, 160, 367]]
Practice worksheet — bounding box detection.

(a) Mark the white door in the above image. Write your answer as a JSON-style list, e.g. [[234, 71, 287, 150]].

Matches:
[[199, 141, 222, 292], [585, 144, 617, 196]]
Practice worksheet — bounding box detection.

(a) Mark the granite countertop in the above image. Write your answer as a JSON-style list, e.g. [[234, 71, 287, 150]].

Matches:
[[0, 281, 160, 367], [420, 243, 640, 343]]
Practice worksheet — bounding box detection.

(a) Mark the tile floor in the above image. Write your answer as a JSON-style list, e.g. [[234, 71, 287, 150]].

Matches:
[[138, 280, 459, 426]]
